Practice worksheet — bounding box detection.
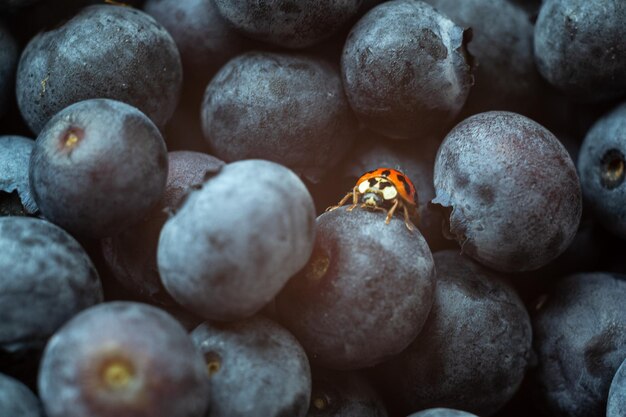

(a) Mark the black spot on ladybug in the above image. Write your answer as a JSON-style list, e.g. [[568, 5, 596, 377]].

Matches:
[[397, 175, 411, 196], [368, 178, 377, 187], [380, 182, 391, 189], [381, 169, 391, 177]]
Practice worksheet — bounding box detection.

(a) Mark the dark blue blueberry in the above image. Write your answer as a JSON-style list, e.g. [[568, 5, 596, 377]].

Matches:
[[532, 273, 626, 417], [0, 217, 102, 359], [213, 0, 363, 48], [0, 135, 37, 214], [102, 151, 224, 306], [607, 358, 626, 417], [407, 409, 478, 417], [201, 52, 357, 183], [577, 101, 626, 239], [190, 316, 311, 417], [38, 302, 210, 417], [15, 4, 182, 134], [307, 367, 387, 416], [432, 111, 582, 272], [0, 372, 43, 417], [0, 22, 17, 120], [143, 0, 249, 85], [29, 99, 168, 238], [421, 0, 543, 117], [373, 250, 531, 416], [158, 159, 316, 321], [341, 0, 473, 139], [534, 0, 626, 101], [275, 208, 435, 370]]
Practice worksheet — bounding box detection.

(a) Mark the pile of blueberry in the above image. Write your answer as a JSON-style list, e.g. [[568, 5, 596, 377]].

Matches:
[[0, 0, 625, 416]]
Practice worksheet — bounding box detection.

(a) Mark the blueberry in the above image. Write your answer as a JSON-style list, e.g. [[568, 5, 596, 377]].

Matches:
[[0, 22, 17, 119], [190, 316, 311, 417], [407, 409, 478, 417], [0, 135, 37, 214], [534, 0, 626, 102], [532, 273, 626, 417], [0, 372, 43, 417], [341, 0, 473, 139], [607, 358, 626, 417], [158, 159, 316, 321], [15, 4, 182, 134], [307, 367, 387, 416], [275, 208, 435, 370], [213, 0, 363, 48], [102, 151, 224, 306], [38, 302, 210, 417], [201, 52, 357, 183], [373, 250, 531, 416], [143, 0, 248, 84], [432, 111, 582, 272], [29, 99, 168, 238], [577, 102, 626, 239], [421, 0, 542, 116], [0, 217, 102, 358]]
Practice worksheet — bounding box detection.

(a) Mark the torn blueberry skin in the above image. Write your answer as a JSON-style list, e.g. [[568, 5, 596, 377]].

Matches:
[[275, 208, 435, 370], [0, 22, 17, 119], [373, 250, 531, 417], [407, 409, 478, 417], [534, 0, 626, 102], [532, 273, 626, 417], [158, 159, 316, 321], [577, 102, 626, 239], [15, 4, 182, 134], [0, 372, 44, 417], [190, 316, 311, 417], [29, 99, 168, 238], [38, 302, 210, 417], [0, 135, 38, 214], [307, 366, 388, 417], [341, 0, 473, 139], [432, 111, 582, 273], [607, 358, 626, 417], [213, 0, 363, 49], [201, 52, 357, 183], [0, 217, 103, 360], [101, 151, 224, 306]]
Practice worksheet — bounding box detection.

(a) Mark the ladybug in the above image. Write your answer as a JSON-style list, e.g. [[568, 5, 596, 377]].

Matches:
[[326, 168, 419, 231]]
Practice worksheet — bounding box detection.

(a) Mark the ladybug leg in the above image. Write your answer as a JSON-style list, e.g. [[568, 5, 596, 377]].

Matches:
[[346, 186, 360, 212], [325, 188, 355, 212], [384, 199, 399, 224], [402, 204, 416, 232]]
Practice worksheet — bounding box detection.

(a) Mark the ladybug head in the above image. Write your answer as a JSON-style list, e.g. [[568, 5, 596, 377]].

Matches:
[[358, 177, 398, 208]]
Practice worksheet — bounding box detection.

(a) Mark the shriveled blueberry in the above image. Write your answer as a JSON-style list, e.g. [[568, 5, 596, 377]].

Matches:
[[190, 316, 311, 417], [373, 250, 531, 416], [307, 367, 387, 417], [0, 217, 102, 359], [407, 409, 478, 417], [158, 159, 315, 321], [38, 302, 210, 417], [532, 273, 626, 417], [213, 0, 362, 48], [0, 135, 37, 214], [201, 52, 357, 183], [143, 0, 248, 84], [275, 208, 435, 370], [421, 0, 543, 116], [0, 372, 43, 417], [534, 0, 626, 102], [16, 4, 182, 134], [30, 99, 168, 238], [577, 102, 626, 239], [341, 0, 473, 139], [102, 151, 223, 306], [608, 358, 626, 417], [0, 22, 17, 119], [432, 111, 582, 272]]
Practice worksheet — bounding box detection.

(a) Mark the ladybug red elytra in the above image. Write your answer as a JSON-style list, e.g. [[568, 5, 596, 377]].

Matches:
[[326, 168, 419, 231]]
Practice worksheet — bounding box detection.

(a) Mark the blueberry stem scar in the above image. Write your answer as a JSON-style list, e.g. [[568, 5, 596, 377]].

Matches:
[[101, 359, 135, 389]]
